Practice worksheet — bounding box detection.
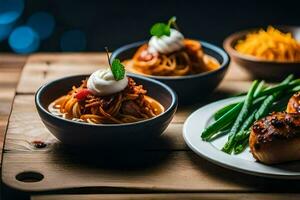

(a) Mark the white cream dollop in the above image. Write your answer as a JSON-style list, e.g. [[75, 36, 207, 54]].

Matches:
[[148, 28, 184, 54], [87, 68, 128, 96]]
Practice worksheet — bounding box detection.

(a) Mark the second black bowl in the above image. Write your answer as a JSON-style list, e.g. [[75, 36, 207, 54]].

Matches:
[[111, 40, 230, 103]]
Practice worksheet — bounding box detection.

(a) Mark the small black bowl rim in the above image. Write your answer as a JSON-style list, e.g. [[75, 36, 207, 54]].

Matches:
[[224, 25, 300, 64], [35, 73, 178, 127], [111, 40, 230, 80]]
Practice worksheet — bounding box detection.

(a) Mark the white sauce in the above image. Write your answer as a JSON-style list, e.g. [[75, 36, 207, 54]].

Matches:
[[87, 68, 128, 96], [148, 28, 184, 54]]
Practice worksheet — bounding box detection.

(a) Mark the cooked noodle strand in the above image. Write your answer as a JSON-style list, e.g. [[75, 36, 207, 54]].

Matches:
[[48, 78, 164, 124], [124, 39, 219, 76]]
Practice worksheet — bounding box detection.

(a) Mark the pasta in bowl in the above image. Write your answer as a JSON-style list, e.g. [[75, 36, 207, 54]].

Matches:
[[124, 39, 220, 77], [35, 56, 177, 146], [48, 77, 164, 124], [112, 17, 229, 103]]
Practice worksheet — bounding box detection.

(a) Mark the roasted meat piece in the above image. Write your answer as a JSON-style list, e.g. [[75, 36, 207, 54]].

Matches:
[[287, 92, 300, 113], [249, 112, 300, 164]]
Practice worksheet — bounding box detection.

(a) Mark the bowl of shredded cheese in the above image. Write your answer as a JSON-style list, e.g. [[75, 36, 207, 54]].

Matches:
[[224, 26, 300, 79]]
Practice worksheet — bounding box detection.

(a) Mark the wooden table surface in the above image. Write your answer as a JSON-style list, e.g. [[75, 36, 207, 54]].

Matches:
[[0, 53, 298, 200], [0, 54, 27, 163]]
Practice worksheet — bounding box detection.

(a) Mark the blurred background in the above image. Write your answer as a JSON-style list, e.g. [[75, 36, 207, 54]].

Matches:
[[0, 0, 299, 54]]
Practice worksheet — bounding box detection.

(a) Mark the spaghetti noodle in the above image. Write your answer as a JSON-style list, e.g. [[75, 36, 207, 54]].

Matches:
[[48, 78, 164, 124], [123, 39, 220, 76]]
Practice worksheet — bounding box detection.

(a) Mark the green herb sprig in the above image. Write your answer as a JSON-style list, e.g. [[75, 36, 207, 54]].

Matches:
[[105, 47, 125, 81], [150, 16, 178, 37]]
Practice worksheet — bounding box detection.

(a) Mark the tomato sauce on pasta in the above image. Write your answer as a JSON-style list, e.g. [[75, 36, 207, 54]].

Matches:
[[48, 78, 164, 124], [123, 39, 220, 76]]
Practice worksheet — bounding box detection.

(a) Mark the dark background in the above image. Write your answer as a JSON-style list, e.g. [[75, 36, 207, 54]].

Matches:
[[1, 0, 300, 52]]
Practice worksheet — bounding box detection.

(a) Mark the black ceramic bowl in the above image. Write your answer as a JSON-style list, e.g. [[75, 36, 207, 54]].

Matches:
[[111, 40, 230, 103], [35, 74, 177, 146]]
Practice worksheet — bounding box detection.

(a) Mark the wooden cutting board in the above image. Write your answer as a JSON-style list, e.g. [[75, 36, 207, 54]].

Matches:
[[30, 193, 300, 200], [4, 53, 298, 193], [0, 54, 26, 167]]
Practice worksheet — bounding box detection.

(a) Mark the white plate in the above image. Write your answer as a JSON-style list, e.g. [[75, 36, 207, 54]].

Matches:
[[183, 97, 300, 179]]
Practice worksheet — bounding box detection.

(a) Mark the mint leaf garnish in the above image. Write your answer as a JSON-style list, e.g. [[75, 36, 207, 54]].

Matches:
[[150, 16, 178, 37], [111, 59, 125, 81], [150, 23, 171, 37], [105, 47, 125, 81]]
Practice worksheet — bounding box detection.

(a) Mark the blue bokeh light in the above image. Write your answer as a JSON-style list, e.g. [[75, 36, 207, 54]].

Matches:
[[9, 26, 40, 54], [60, 30, 86, 52], [0, 24, 13, 41], [27, 11, 55, 40], [0, 0, 24, 41]]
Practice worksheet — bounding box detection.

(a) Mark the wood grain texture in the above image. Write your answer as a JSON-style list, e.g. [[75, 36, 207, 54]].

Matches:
[[2, 151, 241, 192], [2, 54, 259, 194], [31, 193, 300, 200], [5, 150, 300, 193], [0, 55, 26, 166], [17, 53, 109, 94], [4, 95, 188, 152], [16, 53, 252, 94]]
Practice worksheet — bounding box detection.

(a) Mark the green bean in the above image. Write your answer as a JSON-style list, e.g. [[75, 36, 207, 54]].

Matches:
[[209, 128, 230, 141], [202, 74, 297, 151], [233, 75, 294, 154], [234, 109, 257, 142], [236, 130, 251, 143], [234, 95, 270, 143], [214, 103, 238, 120], [234, 91, 292, 155], [292, 85, 300, 92], [234, 96, 293, 154], [201, 103, 242, 141], [214, 80, 264, 122], [212, 97, 265, 143], [255, 95, 277, 119], [212, 99, 261, 138], [255, 75, 293, 120], [213, 77, 298, 122], [233, 81, 266, 142], [222, 80, 259, 154], [256, 75, 294, 97], [232, 84, 267, 97], [223, 81, 263, 153], [255, 84, 284, 97], [234, 136, 249, 154], [290, 79, 300, 85], [254, 81, 265, 97]]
